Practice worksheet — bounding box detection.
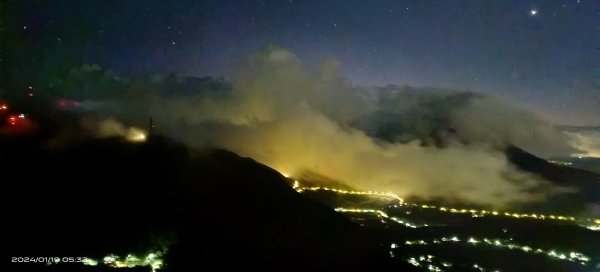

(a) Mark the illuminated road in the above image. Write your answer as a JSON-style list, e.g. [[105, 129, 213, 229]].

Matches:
[[292, 180, 600, 230]]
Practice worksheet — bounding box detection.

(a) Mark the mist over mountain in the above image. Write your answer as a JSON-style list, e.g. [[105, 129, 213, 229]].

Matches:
[[4, 123, 597, 272], [4, 1, 600, 270], [20, 47, 595, 211]]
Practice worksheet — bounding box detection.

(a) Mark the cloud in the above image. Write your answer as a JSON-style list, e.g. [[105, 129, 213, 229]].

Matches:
[[449, 95, 579, 158], [349, 84, 581, 159], [565, 129, 600, 158], [66, 46, 580, 208], [82, 117, 147, 143]]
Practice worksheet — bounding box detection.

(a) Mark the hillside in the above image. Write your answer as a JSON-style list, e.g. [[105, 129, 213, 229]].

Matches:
[[505, 146, 599, 213], [3, 133, 419, 271]]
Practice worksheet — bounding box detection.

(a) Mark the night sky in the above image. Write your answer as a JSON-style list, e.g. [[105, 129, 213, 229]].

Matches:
[[3, 0, 599, 124]]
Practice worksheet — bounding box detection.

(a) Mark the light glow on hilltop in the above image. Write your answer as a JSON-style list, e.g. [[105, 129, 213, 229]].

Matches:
[[126, 127, 147, 142]]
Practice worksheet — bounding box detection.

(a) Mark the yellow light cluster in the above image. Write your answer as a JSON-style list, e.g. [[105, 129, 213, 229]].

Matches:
[[403, 235, 590, 265], [83, 252, 164, 272], [292, 181, 599, 228]]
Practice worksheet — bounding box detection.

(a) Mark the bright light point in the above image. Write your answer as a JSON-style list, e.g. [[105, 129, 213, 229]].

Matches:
[[530, 9, 538, 16]]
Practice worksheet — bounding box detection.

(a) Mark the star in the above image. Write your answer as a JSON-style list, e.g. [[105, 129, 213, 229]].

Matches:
[[530, 9, 538, 16]]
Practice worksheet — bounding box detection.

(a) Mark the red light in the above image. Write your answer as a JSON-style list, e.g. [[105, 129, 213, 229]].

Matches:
[[0, 104, 6, 110], [2, 113, 35, 134]]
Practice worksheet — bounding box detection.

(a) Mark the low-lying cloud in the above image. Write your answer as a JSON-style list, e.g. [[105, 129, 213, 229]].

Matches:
[[59, 46, 585, 208]]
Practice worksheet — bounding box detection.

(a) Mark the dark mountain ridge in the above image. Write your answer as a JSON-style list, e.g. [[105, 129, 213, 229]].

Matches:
[[3, 133, 419, 271]]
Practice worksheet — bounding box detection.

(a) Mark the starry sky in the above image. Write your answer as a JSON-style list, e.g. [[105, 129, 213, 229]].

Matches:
[[3, 0, 600, 125]]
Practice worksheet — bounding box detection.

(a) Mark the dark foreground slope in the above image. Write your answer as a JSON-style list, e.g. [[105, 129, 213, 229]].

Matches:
[[2, 134, 418, 271]]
